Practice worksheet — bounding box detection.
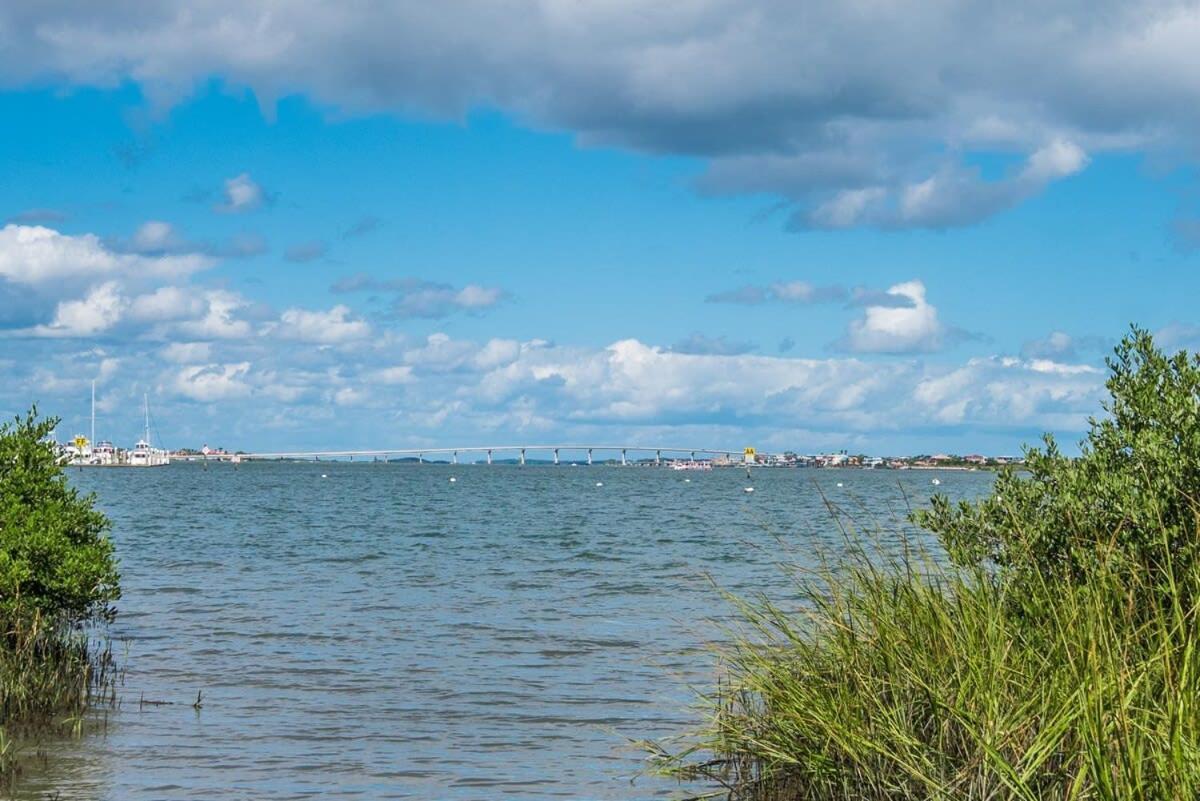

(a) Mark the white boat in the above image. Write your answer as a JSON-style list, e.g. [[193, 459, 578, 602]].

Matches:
[[670, 460, 713, 471], [92, 440, 117, 465], [128, 394, 170, 467], [67, 382, 100, 466]]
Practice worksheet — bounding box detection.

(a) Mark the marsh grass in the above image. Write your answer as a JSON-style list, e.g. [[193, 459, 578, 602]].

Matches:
[[649, 521, 1200, 801], [0, 613, 118, 787]]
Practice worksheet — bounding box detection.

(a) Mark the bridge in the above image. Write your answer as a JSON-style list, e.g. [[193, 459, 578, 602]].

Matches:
[[188, 445, 745, 466]]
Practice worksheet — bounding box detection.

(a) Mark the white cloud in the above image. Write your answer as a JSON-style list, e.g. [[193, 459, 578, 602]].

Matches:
[[473, 338, 522, 370], [454, 284, 505, 309], [271, 304, 371, 344], [172, 291, 253, 340], [31, 282, 126, 337], [403, 332, 480, 371], [130, 220, 182, 253], [170, 362, 252, 402], [217, 173, 266, 213], [3, 2, 1161, 228], [0, 224, 209, 286], [160, 342, 212, 363], [366, 365, 415, 385], [841, 281, 946, 354], [2, 324, 1112, 451], [129, 286, 203, 322]]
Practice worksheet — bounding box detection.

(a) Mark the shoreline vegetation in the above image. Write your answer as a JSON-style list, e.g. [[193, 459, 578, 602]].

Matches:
[[652, 327, 1200, 800], [0, 411, 120, 787]]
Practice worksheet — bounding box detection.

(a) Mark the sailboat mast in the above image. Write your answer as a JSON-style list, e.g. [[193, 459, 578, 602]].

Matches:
[[144, 393, 150, 446], [90, 381, 95, 446]]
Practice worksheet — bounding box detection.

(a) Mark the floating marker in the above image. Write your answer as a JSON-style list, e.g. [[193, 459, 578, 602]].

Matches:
[[684, 478, 691, 483], [449, 477, 457, 483], [321, 474, 328, 478], [836, 482, 843, 488], [931, 478, 941, 486], [744, 487, 755, 493], [595, 482, 604, 487]]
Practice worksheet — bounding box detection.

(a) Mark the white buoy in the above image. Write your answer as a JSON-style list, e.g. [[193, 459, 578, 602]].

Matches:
[[836, 482, 843, 488], [449, 477, 457, 483], [321, 474, 328, 478], [684, 478, 691, 483], [595, 481, 604, 487], [744, 486, 755, 493], [931, 478, 941, 486]]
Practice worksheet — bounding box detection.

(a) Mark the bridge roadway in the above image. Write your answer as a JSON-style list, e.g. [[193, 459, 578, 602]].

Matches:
[[228, 445, 740, 466]]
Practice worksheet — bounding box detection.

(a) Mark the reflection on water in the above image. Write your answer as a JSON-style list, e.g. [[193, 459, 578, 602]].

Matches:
[[14, 463, 993, 800]]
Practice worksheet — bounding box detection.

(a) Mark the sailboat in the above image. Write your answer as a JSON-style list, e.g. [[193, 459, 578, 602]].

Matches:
[[128, 394, 170, 467], [67, 381, 101, 465]]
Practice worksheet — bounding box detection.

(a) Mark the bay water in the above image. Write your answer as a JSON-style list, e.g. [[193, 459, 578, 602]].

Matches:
[[15, 462, 993, 800]]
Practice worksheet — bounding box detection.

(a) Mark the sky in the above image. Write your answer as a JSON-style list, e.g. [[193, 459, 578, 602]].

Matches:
[[2, 1, 1200, 455]]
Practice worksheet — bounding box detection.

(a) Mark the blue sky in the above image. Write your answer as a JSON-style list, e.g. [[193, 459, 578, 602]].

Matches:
[[2, 3, 1199, 455]]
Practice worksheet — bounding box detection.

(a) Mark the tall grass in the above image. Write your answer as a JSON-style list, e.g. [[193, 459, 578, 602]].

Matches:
[[654, 533, 1200, 800], [0, 613, 117, 785]]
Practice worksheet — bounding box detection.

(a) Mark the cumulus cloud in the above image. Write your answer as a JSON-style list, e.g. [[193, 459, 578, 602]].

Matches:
[[128, 285, 203, 322], [31, 281, 126, 337], [270, 304, 371, 344], [3, 3, 1191, 228], [837, 280, 951, 354], [171, 362, 253, 401], [0, 321, 1112, 451], [160, 341, 212, 363], [174, 291, 254, 340], [216, 173, 266, 213], [0, 224, 209, 287]]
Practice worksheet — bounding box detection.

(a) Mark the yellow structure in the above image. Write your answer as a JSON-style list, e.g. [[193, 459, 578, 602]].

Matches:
[[744, 446, 756, 464]]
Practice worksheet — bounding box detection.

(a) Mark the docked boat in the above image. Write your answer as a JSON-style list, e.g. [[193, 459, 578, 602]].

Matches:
[[128, 394, 170, 467], [671, 460, 713, 471]]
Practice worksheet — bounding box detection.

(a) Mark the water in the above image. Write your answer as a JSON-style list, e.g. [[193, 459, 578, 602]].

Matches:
[[15, 463, 994, 800]]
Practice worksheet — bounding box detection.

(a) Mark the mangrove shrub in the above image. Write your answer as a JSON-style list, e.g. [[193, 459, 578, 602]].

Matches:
[[0, 409, 119, 628], [918, 326, 1200, 589]]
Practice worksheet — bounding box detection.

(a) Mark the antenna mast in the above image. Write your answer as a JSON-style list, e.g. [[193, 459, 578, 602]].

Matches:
[[91, 381, 96, 446]]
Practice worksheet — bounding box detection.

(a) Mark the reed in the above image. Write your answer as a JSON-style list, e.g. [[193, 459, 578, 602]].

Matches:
[[651, 527, 1200, 800], [651, 328, 1200, 799], [0, 612, 118, 784]]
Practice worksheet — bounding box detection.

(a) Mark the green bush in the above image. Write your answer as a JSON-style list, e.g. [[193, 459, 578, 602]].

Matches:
[[655, 545, 1200, 801], [916, 327, 1200, 592], [653, 329, 1200, 800], [0, 409, 120, 628], [0, 409, 121, 783]]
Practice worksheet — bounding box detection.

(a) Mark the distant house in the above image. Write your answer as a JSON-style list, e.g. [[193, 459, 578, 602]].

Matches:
[[964, 454, 987, 465], [931, 453, 954, 462]]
